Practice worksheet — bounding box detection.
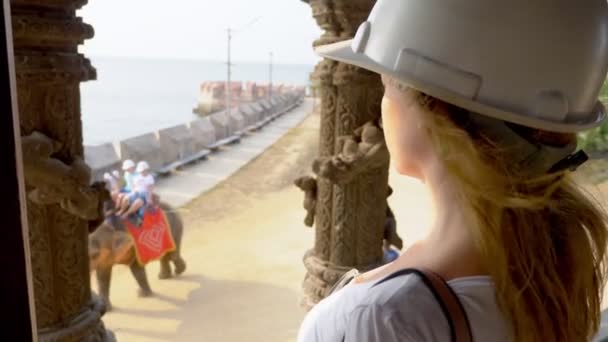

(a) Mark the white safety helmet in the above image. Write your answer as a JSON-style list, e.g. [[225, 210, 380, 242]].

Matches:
[[316, 0, 608, 133], [136, 161, 150, 173], [122, 159, 135, 171]]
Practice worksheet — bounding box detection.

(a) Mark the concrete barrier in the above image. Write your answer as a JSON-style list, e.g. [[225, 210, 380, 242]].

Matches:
[[189, 117, 216, 150], [118, 133, 163, 172], [209, 111, 231, 140], [157, 124, 196, 167], [249, 102, 266, 119], [208, 111, 241, 149], [276, 95, 287, 110], [239, 104, 261, 126], [84, 143, 121, 182], [286, 93, 296, 106], [227, 110, 247, 133], [248, 102, 270, 128], [275, 95, 290, 112], [265, 98, 281, 119], [285, 94, 296, 107], [270, 97, 280, 113], [258, 100, 274, 119]]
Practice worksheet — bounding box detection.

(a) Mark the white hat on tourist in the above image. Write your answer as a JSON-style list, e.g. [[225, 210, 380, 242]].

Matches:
[[103, 172, 112, 181], [136, 161, 150, 173], [122, 159, 135, 171]]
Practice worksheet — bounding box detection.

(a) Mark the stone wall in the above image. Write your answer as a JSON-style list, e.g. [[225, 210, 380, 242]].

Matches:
[[85, 92, 305, 180], [188, 117, 216, 152], [157, 124, 196, 168]]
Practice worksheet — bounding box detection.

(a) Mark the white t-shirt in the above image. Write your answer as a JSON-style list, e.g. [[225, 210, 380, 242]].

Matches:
[[133, 174, 155, 194], [297, 272, 510, 342]]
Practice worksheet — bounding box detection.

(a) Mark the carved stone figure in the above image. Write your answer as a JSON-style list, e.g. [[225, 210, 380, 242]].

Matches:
[[295, 176, 318, 227], [313, 120, 389, 184], [89, 202, 186, 311], [21, 131, 109, 221]]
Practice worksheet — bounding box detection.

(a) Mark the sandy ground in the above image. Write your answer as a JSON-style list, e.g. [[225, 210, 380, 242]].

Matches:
[[99, 107, 608, 341]]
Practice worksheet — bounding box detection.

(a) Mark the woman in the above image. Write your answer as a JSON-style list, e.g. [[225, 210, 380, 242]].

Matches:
[[297, 1, 608, 341]]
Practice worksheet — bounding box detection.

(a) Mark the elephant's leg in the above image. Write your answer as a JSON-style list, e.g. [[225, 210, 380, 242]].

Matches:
[[129, 262, 153, 297], [171, 251, 187, 276], [158, 253, 172, 279], [96, 266, 113, 311]]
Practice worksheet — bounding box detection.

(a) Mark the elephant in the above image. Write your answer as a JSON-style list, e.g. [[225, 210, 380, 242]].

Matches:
[[88, 201, 186, 310]]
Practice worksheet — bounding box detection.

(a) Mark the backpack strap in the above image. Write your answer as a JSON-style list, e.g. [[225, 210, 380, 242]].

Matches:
[[372, 268, 473, 342], [416, 268, 473, 342], [326, 268, 360, 296]]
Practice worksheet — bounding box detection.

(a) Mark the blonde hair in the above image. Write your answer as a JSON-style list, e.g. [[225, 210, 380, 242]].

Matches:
[[389, 79, 608, 341]]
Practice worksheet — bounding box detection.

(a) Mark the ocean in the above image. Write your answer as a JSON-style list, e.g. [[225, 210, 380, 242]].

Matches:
[[81, 56, 314, 145]]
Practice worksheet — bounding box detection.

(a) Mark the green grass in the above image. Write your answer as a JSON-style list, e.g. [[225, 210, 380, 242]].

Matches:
[[600, 80, 608, 104], [577, 79, 608, 153]]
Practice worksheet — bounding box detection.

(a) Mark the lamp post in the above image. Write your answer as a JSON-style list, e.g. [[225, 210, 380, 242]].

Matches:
[[269, 52, 273, 100], [226, 28, 233, 115], [225, 17, 261, 115]]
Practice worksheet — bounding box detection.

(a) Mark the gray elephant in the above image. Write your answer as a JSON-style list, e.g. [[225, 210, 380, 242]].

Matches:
[[88, 202, 186, 310]]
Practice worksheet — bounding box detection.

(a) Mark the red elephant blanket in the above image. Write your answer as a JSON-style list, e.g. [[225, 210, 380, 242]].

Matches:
[[125, 208, 176, 265]]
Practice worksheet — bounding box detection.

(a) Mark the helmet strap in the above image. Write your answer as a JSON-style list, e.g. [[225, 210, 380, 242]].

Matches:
[[465, 112, 586, 176]]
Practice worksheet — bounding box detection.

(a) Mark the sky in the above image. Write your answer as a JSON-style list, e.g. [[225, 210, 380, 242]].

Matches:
[[77, 0, 323, 66]]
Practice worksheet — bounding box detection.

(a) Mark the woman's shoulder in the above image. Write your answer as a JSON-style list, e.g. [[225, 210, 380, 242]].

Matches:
[[356, 271, 438, 311], [364, 272, 495, 304], [350, 273, 509, 341]]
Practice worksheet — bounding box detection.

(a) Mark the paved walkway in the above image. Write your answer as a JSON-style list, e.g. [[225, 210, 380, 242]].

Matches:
[[156, 99, 314, 208]]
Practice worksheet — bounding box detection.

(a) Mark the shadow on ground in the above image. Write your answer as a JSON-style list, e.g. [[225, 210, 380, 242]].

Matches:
[[108, 273, 304, 341]]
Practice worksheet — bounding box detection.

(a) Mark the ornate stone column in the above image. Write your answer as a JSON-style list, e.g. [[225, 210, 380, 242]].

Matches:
[[11, 1, 114, 340], [300, 0, 388, 309]]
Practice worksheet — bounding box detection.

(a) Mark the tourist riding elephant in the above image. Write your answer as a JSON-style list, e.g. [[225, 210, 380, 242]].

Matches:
[[88, 201, 186, 310]]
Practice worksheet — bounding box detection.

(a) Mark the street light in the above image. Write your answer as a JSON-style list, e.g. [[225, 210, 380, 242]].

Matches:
[[226, 17, 261, 115], [268, 52, 273, 100]]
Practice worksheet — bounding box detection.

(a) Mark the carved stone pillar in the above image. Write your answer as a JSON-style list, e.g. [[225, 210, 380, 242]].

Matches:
[[301, 0, 388, 309], [11, 1, 114, 340]]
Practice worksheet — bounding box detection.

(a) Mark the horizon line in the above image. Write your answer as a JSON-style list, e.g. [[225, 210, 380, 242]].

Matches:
[[84, 53, 318, 67]]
